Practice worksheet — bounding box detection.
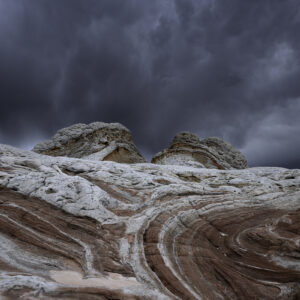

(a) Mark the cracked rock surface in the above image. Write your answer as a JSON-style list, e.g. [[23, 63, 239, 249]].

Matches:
[[0, 135, 299, 299]]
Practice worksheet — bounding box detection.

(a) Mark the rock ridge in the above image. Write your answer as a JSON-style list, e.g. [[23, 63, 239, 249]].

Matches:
[[33, 122, 247, 170]]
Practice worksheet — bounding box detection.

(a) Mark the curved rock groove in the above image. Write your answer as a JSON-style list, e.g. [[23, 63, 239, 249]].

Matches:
[[143, 204, 300, 299]]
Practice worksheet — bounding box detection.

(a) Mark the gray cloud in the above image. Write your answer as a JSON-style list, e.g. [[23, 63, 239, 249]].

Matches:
[[0, 0, 299, 168]]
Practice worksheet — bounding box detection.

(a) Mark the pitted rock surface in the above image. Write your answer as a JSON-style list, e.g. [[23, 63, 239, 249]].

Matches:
[[0, 127, 299, 299], [152, 131, 248, 169], [33, 122, 147, 163]]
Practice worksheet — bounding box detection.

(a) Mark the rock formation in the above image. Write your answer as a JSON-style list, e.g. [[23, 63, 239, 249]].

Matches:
[[152, 131, 248, 169], [0, 124, 299, 299], [33, 122, 147, 163]]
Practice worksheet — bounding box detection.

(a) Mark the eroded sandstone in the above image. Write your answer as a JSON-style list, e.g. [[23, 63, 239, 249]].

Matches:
[[0, 128, 299, 299], [33, 122, 147, 163], [152, 131, 248, 169]]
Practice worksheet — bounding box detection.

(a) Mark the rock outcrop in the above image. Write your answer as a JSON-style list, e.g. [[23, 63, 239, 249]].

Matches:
[[152, 131, 248, 169], [0, 124, 299, 299], [33, 122, 147, 163]]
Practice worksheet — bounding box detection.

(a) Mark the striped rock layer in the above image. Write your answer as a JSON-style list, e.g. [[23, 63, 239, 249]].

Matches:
[[0, 143, 299, 299]]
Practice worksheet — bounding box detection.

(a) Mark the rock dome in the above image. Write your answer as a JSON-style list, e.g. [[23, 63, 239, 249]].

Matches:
[[33, 122, 147, 163], [152, 131, 248, 169]]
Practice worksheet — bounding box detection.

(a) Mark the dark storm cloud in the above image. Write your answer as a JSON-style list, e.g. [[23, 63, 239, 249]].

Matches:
[[0, 0, 300, 168]]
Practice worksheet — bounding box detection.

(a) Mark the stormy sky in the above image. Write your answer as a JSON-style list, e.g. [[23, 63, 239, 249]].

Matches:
[[0, 0, 299, 168]]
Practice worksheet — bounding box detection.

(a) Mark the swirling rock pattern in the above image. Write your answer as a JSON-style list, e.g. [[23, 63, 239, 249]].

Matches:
[[0, 143, 299, 299]]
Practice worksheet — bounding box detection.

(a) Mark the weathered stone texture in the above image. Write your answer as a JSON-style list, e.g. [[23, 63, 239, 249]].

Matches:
[[152, 131, 248, 169], [33, 122, 147, 163], [0, 124, 299, 299]]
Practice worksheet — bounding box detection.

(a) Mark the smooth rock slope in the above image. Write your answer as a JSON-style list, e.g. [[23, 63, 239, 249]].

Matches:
[[33, 122, 147, 163], [0, 126, 299, 299]]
